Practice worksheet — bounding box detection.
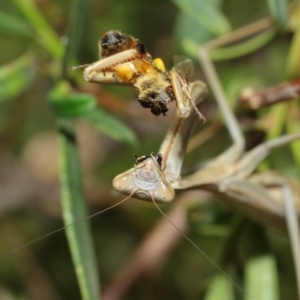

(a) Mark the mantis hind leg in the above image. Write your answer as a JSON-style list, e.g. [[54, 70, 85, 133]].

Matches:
[[250, 173, 300, 298], [198, 18, 274, 163]]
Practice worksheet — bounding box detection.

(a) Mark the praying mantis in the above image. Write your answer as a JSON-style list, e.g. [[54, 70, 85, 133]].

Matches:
[[111, 79, 300, 298], [68, 4, 300, 298], [1, 1, 299, 299], [72, 18, 300, 299]]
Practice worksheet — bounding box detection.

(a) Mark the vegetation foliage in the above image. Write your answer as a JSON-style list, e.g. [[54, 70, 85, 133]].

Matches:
[[0, 0, 299, 299]]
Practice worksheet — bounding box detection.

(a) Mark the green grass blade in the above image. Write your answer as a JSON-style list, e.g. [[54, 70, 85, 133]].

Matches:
[[285, 10, 300, 79], [58, 119, 100, 300], [204, 273, 234, 300], [286, 102, 300, 168], [12, 0, 63, 59], [210, 29, 277, 61], [0, 11, 32, 37], [62, 0, 87, 78], [266, 103, 288, 140], [267, 0, 288, 28], [0, 51, 35, 101], [244, 255, 279, 300]]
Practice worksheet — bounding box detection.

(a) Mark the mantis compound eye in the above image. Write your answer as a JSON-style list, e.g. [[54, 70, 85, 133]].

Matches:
[[156, 153, 163, 168]]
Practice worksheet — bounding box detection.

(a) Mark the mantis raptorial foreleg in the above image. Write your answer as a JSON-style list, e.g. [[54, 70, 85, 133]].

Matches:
[[158, 80, 207, 181]]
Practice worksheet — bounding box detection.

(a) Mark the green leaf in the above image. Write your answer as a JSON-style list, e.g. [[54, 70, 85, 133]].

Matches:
[[174, 11, 213, 58], [58, 119, 100, 300], [56, 1, 100, 300], [82, 108, 138, 147], [0, 51, 35, 101], [49, 83, 97, 119], [51, 93, 97, 118], [12, 0, 63, 59], [210, 29, 277, 61], [244, 255, 279, 300], [172, 0, 231, 36], [0, 11, 32, 37], [286, 102, 300, 168], [62, 0, 87, 77], [266, 103, 288, 139], [49, 83, 138, 147], [285, 9, 300, 79], [267, 0, 288, 28], [204, 273, 234, 300]]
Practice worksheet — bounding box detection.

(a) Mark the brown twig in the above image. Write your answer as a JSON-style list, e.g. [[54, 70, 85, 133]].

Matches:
[[239, 77, 300, 109]]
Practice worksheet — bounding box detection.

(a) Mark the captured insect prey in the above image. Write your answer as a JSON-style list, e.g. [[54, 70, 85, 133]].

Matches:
[[99, 30, 151, 59], [70, 30, 206, 120], [112, 153, 175, 203]]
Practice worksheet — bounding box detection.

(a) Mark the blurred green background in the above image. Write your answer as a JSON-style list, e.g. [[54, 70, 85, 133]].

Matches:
[[0, 0, 299, 299]]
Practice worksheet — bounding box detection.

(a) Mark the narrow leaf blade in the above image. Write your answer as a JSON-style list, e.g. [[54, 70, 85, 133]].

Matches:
[[172, 0, 231, 36], [50, 93, 97, 118], [0, 11, 32, 36], [0, 51, 35, 101], [58, 119, 100, 300], [267, 0, 288, 28], [245, 255, 279, 300], [82, 108, 138, 147], [12, 0, 63, 58], [204, 273, 234, 300]]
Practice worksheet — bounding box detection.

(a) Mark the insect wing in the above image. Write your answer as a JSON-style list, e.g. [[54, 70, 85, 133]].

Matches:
[[171, 69, 192, 118], [173, 55, 194, 79]]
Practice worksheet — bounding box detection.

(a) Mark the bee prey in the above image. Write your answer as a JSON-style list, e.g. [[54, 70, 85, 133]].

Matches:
[[70, 30, 206, 120]]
